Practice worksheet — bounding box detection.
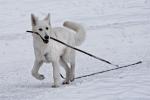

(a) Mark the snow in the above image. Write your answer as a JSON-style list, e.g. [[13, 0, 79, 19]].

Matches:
[[0, 0, 150, 100]]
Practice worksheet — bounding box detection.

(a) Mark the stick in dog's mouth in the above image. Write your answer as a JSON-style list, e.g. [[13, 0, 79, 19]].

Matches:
[[26, 31, 49, 44]]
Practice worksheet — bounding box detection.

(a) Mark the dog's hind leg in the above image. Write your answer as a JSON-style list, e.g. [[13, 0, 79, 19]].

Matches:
[[52, 60, 61, 88], [70, 62, 75, 82], [70, 52, 76, 82], [59, 57, 70, 84], [32, 60, 44, 80]]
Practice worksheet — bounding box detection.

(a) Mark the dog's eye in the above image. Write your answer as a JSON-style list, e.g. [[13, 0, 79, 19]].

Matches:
[[39, 28, 43, 31], [46, 27, 49, 30]]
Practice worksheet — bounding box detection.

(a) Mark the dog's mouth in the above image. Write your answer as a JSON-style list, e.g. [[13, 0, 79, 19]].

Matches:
[[43, 39, 49, 44]]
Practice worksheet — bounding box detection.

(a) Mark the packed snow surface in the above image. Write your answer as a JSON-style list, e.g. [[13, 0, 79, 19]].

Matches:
[[0, 0, 150, 100]]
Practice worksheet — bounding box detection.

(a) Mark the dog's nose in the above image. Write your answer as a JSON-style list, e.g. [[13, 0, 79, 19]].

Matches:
[[44, 35, 49, 40]]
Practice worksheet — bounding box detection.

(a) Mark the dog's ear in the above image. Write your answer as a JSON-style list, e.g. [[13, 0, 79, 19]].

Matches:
[[44, 13, 51, 25], [31, 14, 38, 26]]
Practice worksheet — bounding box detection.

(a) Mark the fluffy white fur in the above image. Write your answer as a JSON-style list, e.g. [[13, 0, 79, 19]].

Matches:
[[31, 13, 86, 87]]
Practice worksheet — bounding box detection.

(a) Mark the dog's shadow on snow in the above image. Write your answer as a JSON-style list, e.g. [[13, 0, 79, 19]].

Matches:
[[14, 81, 78, 89]]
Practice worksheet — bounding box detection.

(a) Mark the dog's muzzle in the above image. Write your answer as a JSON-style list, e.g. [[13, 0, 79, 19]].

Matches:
[[42, 34, 49, 44], [44, 35, 49, 40], [26, 31, 49, 44], [43, 34, 49, 44]]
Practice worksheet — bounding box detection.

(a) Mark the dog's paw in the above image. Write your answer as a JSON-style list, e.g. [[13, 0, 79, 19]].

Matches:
[[62, 80, 70, 85], [38, 74, 45, 80], [33, 74, 45, 80], [32, 72, 45, 80]]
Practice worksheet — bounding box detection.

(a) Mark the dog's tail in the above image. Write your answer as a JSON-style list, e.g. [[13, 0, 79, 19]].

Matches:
[[63, 21, 86, 46]]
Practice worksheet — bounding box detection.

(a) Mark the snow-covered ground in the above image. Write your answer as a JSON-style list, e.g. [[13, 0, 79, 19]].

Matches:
[[0, 0, 150, 100]]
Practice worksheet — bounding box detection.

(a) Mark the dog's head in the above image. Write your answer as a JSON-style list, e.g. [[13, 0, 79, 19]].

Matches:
[[31, 14, 51, 44]]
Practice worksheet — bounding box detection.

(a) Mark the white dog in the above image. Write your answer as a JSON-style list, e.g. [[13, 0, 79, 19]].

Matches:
[[30, 13, 86, 87]]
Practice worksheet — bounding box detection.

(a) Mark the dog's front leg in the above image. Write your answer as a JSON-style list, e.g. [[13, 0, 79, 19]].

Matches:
[[52, 61, 61, 88], [32, 60, 44, 80]]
